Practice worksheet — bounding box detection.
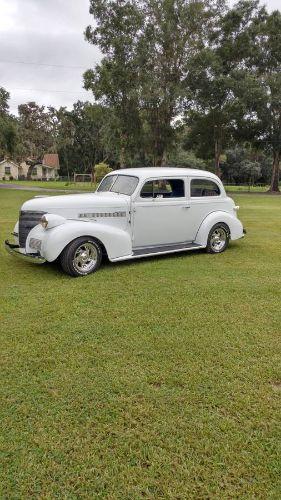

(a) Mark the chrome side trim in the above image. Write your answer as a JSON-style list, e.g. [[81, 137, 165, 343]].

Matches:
[[132, 241, 201, 256], [4, 240, 46, 264]]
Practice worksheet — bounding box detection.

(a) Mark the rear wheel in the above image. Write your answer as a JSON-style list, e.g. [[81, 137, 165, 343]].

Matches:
[[60, 237, 102, 277], [206, 223, 230, 254]]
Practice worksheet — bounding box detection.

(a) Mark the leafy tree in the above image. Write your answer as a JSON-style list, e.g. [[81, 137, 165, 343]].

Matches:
[[0, 87, 10, 115], [234, 9, 281, 191], [84, 0, 221, 167], [184, 0, 265, 176], [18, 102, 55, 176], [221, 145, 271, 185], [136, 0, 219, 166], [52, 102, 118, 177], [0, 87, 18, 159], [84, 0, 143, 167]]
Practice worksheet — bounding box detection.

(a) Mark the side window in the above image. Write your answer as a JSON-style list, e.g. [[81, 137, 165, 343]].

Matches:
[[5, 166, 11, 175], [140, 179, 185, 198], [191, 179, 220, 197]]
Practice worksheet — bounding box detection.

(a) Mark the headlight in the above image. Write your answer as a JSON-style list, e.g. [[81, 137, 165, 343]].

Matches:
[[39, 213, 66, 229], [40, 215, 48, 229], [29, 238, 42, 250]]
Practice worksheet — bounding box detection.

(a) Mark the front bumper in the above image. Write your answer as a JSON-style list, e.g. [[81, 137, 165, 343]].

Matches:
[[5, 240, 46, 264]]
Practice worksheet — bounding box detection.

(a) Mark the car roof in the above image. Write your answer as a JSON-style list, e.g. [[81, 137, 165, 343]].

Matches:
[[110, 167, 220, 182]]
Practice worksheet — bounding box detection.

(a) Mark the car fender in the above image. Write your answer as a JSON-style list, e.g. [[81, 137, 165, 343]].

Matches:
[[27, 220, 132, 262], [194, 211, 244, 246]]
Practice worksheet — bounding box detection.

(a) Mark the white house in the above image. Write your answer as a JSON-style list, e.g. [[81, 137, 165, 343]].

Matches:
[[20, 154, 60, 180], [0, 159, 21, 180]]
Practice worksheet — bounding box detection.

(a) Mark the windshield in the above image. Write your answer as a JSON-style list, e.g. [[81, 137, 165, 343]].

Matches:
[[97, 175, 139, 196]]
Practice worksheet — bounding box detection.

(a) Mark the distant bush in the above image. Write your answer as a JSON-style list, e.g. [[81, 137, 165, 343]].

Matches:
[[9, 176, 14, 181], [167, 150, 207, 170], [93, 162, 113, 183]]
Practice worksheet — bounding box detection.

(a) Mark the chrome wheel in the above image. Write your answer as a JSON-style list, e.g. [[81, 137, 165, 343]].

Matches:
[[73, 242, 98, 274], [210, 227, 227, 252]]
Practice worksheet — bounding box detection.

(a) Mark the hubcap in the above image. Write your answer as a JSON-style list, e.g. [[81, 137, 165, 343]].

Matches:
[[210, 227, 227, 252], [73, 242, 98, 273]]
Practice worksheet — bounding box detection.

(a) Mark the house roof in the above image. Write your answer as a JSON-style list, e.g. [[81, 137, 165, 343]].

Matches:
[[42, 154, 59, 169], [0, 159, 20, 168]]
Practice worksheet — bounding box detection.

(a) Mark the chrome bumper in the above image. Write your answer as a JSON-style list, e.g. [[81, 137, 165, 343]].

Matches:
[[5, 240, 46, 264]]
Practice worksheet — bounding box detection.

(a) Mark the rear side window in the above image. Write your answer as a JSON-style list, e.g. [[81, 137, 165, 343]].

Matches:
[[141, 179, 185, 198], [191, 179, 220, 197]]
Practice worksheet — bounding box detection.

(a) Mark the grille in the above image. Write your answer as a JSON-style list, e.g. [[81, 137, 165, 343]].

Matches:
[[19, 211, 45, 248]]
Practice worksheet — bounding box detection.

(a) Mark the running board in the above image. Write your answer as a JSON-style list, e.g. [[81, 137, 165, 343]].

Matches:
[[132, 242, 202, 257]]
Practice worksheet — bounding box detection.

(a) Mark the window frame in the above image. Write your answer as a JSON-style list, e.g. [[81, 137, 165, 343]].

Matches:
[[189, 177, 221, 199], [138, 177, 186, 200], [5, 166, 11, 175]]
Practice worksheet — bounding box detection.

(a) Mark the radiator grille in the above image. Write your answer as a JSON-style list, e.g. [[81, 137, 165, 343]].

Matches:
[[19, 211, 44, 248]]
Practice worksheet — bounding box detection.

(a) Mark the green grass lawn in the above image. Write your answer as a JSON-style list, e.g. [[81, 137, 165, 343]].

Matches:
[[225, 184, 270, 192], [1, 179, 96, 191], [0, 189, 281, 498]]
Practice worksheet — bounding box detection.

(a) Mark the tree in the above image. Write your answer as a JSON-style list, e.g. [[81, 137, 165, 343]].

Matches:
[[235, 9, 281, 192], [137, 0, 219, 166], [184, 0, 265, 176], [84, 0, 222, 167], [18, 102, 55, 176], [0, 87, 18, 159], [0, 87, 10, 115], [84, 0, 143, 167]]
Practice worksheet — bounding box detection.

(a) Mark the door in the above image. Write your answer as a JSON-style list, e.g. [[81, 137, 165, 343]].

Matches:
[[132, 178, 194, 248]]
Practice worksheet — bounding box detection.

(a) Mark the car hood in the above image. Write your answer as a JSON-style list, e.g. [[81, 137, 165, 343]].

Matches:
[[21, 192, 130, 218]]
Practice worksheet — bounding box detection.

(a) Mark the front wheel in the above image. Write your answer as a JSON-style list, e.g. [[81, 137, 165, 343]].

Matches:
[[60, 237, 102, 277], [206, 223, 230, 254]]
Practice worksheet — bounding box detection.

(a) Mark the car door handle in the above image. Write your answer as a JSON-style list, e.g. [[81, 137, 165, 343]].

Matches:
[[183, 205, 190, 209]]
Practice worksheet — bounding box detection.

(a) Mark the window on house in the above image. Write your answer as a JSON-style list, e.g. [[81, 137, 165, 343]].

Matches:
[[32, 167, 37, 175], [190, 179, 221, 197], [5, 166, 11, 175], [140, 179, 185, 198]]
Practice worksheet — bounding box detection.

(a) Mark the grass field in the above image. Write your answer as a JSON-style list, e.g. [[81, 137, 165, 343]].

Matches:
[[0, 189, 281, 498], [1, 180, 96, 191]]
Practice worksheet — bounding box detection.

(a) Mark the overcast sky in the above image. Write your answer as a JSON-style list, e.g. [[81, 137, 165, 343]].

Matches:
[[0, 0, 279, 115]]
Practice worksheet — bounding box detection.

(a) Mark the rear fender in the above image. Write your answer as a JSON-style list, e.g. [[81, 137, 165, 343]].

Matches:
[[27, 221, 132, 262], [194, 211, 244, 246]]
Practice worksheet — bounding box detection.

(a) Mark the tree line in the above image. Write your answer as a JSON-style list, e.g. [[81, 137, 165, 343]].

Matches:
[[0, 0, 280, 191]]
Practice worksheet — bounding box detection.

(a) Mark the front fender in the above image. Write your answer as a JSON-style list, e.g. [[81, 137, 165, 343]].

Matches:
[[194, 211, 244, 246], [27, 221, 132, 262]]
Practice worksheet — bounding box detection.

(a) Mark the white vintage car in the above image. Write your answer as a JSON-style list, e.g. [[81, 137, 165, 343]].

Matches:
[[5, 167, 245, 277]]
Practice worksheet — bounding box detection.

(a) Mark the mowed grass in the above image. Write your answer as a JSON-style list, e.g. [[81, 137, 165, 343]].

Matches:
[[1, 180, 96, 191], [0, 189, 281, 498]]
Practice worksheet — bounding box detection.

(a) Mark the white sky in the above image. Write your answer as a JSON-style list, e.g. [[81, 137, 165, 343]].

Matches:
[[0, 0, 279, 115]]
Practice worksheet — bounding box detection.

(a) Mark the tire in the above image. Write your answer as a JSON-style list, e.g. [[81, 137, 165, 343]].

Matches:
[[206, 223, 230, 254], [60, 237, 102, 277]]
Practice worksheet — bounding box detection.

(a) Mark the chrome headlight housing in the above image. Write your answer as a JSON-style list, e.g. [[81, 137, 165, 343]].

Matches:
[[40, 213, 66, 230], [40, 215, 48, 229]]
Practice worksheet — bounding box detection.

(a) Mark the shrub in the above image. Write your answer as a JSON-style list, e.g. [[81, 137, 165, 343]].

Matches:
[[93, 162, 113, 183], [9, 176, 14, 181]]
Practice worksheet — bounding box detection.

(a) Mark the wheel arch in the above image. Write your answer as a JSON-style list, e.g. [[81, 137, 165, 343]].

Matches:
[[194, 211, 243, 247], [40, 221, 132, 262], [60, 234, 108, 260]]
